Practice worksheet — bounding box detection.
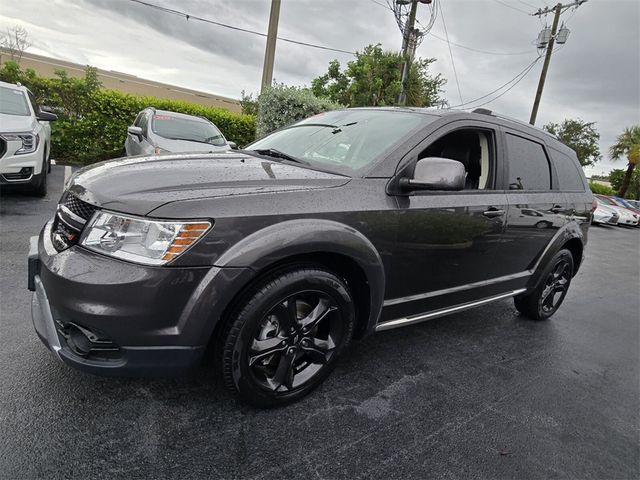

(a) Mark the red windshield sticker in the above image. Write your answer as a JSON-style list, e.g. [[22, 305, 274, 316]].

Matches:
[[153, 115, 172, 120]]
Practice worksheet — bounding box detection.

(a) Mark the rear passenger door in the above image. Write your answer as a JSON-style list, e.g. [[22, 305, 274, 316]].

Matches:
[[497, 130, 571, 277]]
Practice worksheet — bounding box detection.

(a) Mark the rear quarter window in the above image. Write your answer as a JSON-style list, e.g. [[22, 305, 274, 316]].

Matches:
[[505, 133, 551, 191], [551, 150, 585, 191]]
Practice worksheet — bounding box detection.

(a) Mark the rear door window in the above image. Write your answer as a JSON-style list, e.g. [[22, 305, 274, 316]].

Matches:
[[505, 133, 552, 190]]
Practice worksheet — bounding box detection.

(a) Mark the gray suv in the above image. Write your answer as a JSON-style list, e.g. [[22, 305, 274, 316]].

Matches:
[[29, 107, 593, 407], [124, 108, 232, 156]]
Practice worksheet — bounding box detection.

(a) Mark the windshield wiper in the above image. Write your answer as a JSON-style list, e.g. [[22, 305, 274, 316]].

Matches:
[[248, 148, 310, 165], [166, 137, 215, 145], [286, 122, 358, 134]]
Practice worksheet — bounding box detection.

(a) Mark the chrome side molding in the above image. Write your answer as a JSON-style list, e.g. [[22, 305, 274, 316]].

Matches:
[[375, 288, 527, 332]]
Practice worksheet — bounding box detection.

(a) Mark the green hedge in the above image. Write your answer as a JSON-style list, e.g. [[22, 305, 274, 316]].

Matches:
[[589, 181, 616, 196], [0, 61, 255, 164], [54, 90, 256, 164]]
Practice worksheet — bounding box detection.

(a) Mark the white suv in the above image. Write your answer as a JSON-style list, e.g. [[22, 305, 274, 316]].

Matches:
[[0, 81, 57, 196]]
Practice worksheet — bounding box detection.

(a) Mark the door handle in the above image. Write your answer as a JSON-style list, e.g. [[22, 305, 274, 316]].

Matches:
[[483, 208, 505, 218], [550, 204, 563, 213]]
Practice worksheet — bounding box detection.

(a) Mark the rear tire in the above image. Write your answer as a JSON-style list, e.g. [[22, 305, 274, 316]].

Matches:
[[514, 249, 574, 321], [220, 266, 355, 408]]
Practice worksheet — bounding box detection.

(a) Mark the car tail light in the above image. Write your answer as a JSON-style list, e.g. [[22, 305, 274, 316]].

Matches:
[[591, 199, 597, 212]]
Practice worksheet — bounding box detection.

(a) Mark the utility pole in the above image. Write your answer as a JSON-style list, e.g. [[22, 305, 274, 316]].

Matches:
[[261, 0, 281, 94], [529, 0, 587, 125], [397, 0, 419, 106]]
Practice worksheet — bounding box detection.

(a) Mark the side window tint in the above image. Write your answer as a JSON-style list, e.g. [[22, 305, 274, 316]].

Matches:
[[506, 133, 551, 190], [419, 128, 495, 190], [133, 112, 144, 127], [553, 152, 585, 191]]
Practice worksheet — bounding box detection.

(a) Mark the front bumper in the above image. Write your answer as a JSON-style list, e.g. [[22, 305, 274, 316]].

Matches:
[[28, 221, 253, 376], [0, 136, 44, 184]]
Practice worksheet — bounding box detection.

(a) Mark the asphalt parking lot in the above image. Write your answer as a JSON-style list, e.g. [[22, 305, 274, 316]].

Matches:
[[1, 166, 638, 480]]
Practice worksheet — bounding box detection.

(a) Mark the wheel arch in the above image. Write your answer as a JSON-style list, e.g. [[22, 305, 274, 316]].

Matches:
[[527, 222, 585, 290], [212, 219, 386, 340]]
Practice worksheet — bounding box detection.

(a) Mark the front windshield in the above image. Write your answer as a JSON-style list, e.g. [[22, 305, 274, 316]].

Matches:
[[0, 86, 31, 116], [246, 110, 432, 173], [151, 114, 226, 146]]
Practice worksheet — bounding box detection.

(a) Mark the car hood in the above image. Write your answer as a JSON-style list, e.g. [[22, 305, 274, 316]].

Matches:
[[0, 113, 36, 133], [66, 152, 350, 216], [155, 137, 230, 153]]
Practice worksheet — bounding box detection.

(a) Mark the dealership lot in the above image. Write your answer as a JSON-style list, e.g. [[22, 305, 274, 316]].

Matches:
[[0, 167, 638, 479]]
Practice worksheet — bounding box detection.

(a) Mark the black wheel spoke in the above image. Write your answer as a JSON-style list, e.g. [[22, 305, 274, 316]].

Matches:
[[301, 299, 336, 333], [301, 338, 331, 365], [270, 301, 296, 331], [269, 352, 295, 391], [248, 337, 286, 366]]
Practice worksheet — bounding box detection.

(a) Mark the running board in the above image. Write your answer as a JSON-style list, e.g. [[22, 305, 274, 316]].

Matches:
[[375, 289, 527, 332]]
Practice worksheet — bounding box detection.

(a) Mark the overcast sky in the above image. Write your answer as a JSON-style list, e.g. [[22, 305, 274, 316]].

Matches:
[[1, 0, 638, 175]]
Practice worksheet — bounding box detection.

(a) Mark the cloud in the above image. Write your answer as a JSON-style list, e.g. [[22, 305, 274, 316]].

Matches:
[[1, 0, 637, 175]]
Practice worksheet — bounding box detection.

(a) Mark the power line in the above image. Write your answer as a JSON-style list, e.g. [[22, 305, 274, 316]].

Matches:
[[517, 0, 539, 9], [426, 30, 532, 55], [438, 1, 463, 105], [462, 58, 540, 109], [126, 0, 356, 56], [490, 0, 531, 15], [449, 55, 542, 108]]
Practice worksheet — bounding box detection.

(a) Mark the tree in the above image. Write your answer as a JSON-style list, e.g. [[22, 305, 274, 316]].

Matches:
[[543, 119, 601, 167], [256, 83, 341, 137], [609, 126, 640, 198], [240, 90, 258, 117], [0, 26, 31, 64], [311, 44, 445, 108], [609, 168, 640, 200]]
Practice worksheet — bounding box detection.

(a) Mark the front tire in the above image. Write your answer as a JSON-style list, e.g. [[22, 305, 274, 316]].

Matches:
[[220, 266, 355, 407], [514, 249, 574, 320], [31, 152, 48, 197]]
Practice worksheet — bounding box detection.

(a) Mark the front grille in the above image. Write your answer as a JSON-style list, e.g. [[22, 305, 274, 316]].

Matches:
[[51, 192, 100, 251], [62, 193, 98, 221], [0, 137, 6, 158]]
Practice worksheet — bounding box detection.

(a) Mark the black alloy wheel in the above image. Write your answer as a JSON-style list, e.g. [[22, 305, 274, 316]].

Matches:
[[514, 249, 574, 321], [539, 260, 571, 314], [221, 267, 355, 407], [248, 291, 341, 392]]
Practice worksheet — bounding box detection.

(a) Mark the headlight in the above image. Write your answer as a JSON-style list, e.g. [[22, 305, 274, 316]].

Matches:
[[79, 211, 211, 265], [1, 132, 39, 155]]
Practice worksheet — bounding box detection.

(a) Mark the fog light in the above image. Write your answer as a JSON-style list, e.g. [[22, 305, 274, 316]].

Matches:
[[66, 323, 96, 357]]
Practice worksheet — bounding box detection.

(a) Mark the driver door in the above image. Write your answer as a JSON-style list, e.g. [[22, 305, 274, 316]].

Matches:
[[382, 122, 509, 322]]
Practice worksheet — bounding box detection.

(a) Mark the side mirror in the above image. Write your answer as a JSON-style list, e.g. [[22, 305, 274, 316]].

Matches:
[[227, 141, 238, 150], [127, 126, 143, 137], [37, 111, 58, 121], [400, 157, 466, 191]]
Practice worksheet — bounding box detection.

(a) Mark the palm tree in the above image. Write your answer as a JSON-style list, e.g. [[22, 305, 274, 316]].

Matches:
[[610, 126, 640, 198]]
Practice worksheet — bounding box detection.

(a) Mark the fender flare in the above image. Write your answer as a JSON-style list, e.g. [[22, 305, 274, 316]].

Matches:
[[527, 221, 585, 289], [214, 218, 386, 334]]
